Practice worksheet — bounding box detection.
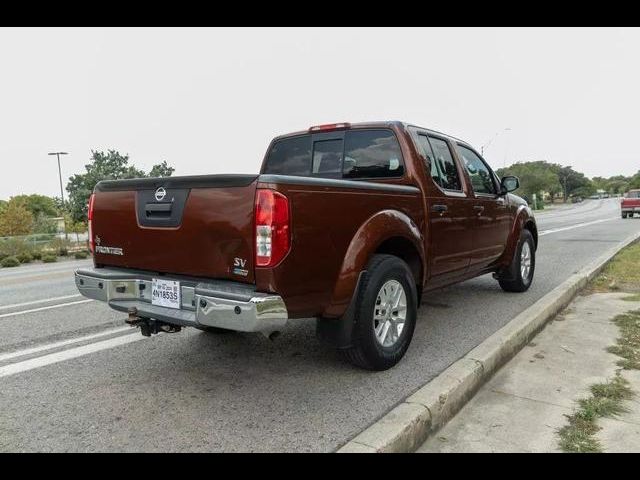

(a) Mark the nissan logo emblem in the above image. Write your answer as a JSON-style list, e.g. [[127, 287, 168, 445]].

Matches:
[[155, 187, 167, 202]]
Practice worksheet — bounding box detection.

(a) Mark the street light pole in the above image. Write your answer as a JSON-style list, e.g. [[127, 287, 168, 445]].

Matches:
[[48, 151, 68, 240], [481, 127, 511, 159]]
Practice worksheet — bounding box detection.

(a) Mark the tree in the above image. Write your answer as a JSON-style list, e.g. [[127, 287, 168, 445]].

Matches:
[[604, 176, 630, 195], [591, 175, 630, 194], [0, 200, 34, 236], [67, 218, 87, 243], [628, 171, 640, 189], [66, 150, 174, 223], [31, 213, 58, 234], [11, 194, 59, 218], [0, 200, 7, 217], [555, 166, 591, 202], [497, 161, 560, 205], [148, 160, 175, 178]]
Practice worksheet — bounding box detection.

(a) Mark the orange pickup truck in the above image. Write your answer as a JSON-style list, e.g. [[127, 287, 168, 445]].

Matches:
[[75, 121, 537, 370], [621, 189, 640, 218]]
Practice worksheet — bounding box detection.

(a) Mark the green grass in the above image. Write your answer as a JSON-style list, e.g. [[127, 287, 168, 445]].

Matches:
[[591, 242, 640, 293], [607, 310, 640, 370], [558, 375, 634, 452], [557, 307, 640, 452], [558, 242, 640, 452]]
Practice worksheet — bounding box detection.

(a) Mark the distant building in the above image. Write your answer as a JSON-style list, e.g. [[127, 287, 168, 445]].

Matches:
[[50, 217, 65, 233]]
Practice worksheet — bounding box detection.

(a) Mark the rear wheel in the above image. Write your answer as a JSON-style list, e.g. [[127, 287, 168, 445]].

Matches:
[[622, 213, 628, 219], [340, 254, 418, 371], [498, 229, 535, 293]]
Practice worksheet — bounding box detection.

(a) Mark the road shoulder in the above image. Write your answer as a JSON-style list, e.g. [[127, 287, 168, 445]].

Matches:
[[417, 292, 637, 452]]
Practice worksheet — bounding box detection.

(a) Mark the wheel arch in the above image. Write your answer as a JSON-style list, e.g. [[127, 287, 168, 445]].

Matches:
[[322, 209, 425, 319], [523, 219, 538, 250], [499, 205, 538, 269]]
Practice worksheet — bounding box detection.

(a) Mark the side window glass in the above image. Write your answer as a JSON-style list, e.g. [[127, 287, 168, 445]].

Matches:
[[417, 134, 442, 187], [343, 130, 404, 178], [312, 139, 343, 178], [457, 145, 497, 195], [428, 137, 462, 191]]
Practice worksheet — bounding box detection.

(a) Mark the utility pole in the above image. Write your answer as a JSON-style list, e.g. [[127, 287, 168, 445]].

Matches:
[[48, 152, 68, 240]]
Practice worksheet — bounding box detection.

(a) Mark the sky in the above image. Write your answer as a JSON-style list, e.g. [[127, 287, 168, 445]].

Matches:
[[1, 27, 639, 200]]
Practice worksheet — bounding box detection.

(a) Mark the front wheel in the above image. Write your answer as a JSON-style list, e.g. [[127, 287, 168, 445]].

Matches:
[[498, 229, 536, 293], [339, 254, 418, 371]]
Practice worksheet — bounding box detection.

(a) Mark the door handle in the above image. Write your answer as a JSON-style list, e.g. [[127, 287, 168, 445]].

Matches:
[[473, 205, 485, 216], [431, 204, 448, 216]]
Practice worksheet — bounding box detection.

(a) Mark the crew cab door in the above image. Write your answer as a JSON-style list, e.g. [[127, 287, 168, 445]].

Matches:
[[454, 144, 511, 270], [414, 133, 473, 282]]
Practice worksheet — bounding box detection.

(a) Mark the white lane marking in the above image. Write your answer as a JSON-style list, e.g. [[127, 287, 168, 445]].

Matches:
[[0, 326, 132, 363], [0, 299, 93, 320], [0, 294, 82, 311], [539, 217, 617, 236], [0, 332, 144, 378]]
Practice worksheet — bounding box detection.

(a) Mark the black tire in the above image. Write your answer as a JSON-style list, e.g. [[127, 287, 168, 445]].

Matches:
[[498, 229, 535, 293], [340, 254, 418, 371], [622, 213, 627, 219], [194, 326, 235, 334]]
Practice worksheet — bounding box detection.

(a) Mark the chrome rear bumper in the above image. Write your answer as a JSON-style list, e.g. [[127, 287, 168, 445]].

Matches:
[[74, 267, 288, 334]]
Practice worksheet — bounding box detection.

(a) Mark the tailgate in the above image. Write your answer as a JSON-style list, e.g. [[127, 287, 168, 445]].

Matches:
[[91, 174, 258, 283]]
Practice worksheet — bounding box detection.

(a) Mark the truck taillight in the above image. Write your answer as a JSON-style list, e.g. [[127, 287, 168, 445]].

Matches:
[[255, 189, 290, 267], [88, 193, 95, 254]]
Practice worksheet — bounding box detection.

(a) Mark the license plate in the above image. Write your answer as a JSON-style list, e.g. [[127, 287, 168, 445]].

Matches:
[[151, 278, 181, 309]]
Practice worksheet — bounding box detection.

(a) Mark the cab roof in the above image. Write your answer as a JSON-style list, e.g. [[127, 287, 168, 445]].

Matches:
[[272, 121, 469, 146]]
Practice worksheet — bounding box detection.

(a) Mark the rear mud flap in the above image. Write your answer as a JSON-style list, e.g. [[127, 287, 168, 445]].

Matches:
[[316, 271, 366, 349]]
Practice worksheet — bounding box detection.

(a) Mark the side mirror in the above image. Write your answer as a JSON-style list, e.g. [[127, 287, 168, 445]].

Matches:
[[500, 176, 519, 194]]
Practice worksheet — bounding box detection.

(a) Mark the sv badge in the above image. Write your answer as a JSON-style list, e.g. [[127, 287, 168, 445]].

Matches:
[[233, 257, 248, 277]]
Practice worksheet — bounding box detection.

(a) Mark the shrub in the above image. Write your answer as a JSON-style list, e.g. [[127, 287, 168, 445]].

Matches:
[[0, 237, 32, 258], [0, 252, 7, 262], [49, 237, 71, 257], [41, 254, 57, 263], [74, 251, 88, 260], [17, 252, 33, 263], [1, 256, 20, 268], [31, 251, 42, 261]]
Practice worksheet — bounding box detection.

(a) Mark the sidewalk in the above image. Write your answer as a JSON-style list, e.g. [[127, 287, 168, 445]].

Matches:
[[417, 292, 640, 453]]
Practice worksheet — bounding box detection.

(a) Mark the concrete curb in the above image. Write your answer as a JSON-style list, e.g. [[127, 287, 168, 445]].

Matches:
[[337, 229, 640, 453]]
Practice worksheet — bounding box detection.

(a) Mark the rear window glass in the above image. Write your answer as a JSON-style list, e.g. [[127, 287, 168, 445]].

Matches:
[[312, 139, 343, 178], [629, 191, 640, 198], [343, 130, 404, 179], [263, 136, 311, 175], [262, 129, 404, 180]]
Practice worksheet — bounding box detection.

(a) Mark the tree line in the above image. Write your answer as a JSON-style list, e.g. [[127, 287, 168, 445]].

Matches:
[[496, 161, 640, 206], [0, 150, 174, 237]]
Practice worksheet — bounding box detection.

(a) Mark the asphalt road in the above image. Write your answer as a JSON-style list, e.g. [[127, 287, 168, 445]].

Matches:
[[1, 198, 638, 452]]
